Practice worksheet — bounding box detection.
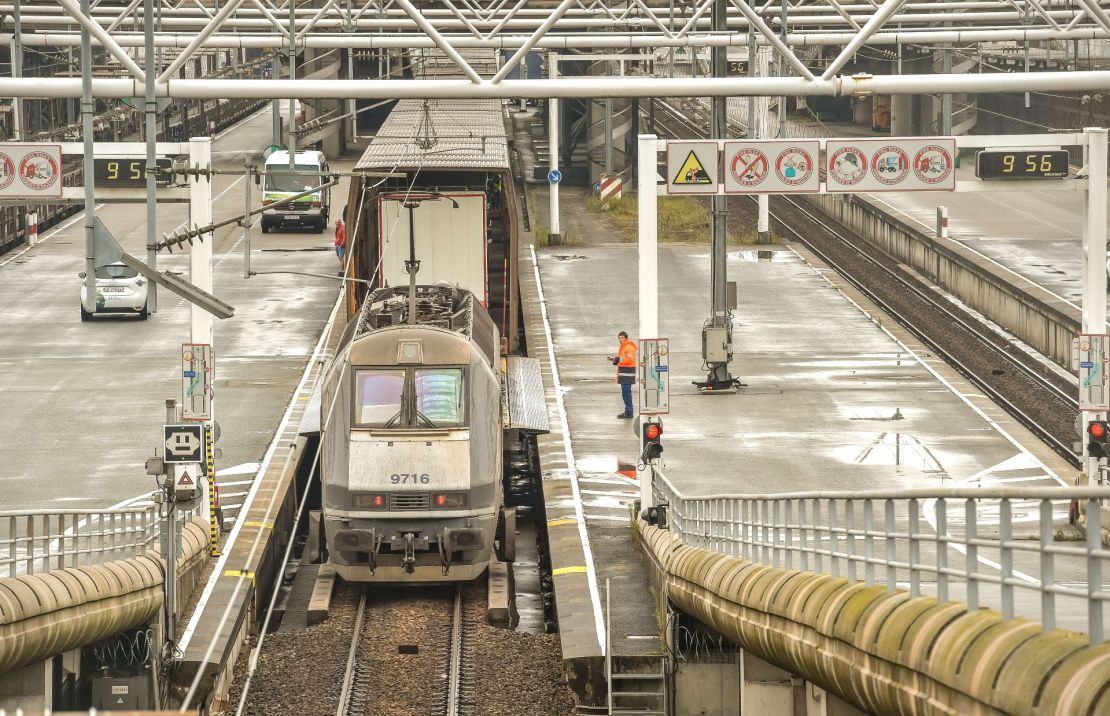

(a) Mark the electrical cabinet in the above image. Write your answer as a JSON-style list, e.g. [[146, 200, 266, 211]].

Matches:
[[703, 327, 730, 364]]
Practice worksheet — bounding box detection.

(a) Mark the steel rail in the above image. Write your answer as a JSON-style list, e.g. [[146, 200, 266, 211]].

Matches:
[[770, 194, 1080, 467], [335, 588, 369, 716], [444, 584, 464, 716]]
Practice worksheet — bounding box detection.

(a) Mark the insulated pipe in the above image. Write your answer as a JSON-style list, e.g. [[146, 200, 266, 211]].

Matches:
[[12, 70, 1110, 99], [10, 26, 1110, 49]]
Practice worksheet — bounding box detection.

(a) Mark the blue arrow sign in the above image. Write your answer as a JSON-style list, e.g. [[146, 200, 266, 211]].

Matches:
[[548, 169, 562, 184], [593, 181, 601, 192]]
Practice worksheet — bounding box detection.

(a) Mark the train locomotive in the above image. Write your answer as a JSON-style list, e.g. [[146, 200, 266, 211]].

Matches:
[[320, 283, 512, 582]]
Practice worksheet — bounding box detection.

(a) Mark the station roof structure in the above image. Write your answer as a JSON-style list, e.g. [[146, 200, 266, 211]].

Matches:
[[5, 0, 1110, 98]]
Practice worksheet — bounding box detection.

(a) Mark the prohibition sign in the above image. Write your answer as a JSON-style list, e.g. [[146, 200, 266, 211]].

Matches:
[[913, 145, 954, 185], [870, 145, 910, 186], [774, 146, 814, 186], [730, 148, 769, 188], [829, 146, 867, 186], [19, 151, 60, 192], [0, 154, 15, 191]]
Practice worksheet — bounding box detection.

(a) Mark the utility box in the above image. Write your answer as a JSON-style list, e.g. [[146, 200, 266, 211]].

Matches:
[[703, 327, 730, 364], [90, 675, 152, 710]]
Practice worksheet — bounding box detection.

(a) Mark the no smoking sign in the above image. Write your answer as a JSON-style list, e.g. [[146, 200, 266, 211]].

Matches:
[[723, 140, 820, 194]]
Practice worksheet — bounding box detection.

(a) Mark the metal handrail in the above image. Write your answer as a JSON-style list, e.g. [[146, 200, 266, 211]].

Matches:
[[652, 469, 1110, 643], [0, 505, 162, 579]]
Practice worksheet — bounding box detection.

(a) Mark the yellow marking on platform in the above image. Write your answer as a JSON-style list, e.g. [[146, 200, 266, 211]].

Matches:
[[552, 566, 588, 576], [547, 518, 577, 527], [245, 519, 275, 529], [223, 570, 256, 584]]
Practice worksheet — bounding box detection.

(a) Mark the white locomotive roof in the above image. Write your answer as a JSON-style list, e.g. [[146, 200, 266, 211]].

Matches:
[[355, 98, 509, 172]]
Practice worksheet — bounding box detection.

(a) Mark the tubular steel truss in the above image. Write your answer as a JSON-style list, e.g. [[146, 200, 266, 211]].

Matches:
[[8, 0, 1110, 97]]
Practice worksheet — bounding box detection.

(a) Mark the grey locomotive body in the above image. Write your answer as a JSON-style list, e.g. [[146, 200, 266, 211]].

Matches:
[[321, 284, 505, 582]]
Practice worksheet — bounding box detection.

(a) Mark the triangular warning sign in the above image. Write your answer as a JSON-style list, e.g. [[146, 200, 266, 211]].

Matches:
[[672, 150, 713, 185], [117, 697, 125, 704], [179, 471, 194, 486]]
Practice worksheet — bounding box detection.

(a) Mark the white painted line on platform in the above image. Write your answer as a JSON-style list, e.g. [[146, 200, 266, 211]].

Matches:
[[218, 462, 263, 477], [530, 244, 606, 656]]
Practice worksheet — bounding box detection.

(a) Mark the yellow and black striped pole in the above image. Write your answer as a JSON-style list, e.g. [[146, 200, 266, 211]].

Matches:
[[206, 424, 221, 557]]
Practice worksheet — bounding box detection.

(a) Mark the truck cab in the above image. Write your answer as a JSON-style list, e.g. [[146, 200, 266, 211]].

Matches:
[[261, 150, 331, 233]]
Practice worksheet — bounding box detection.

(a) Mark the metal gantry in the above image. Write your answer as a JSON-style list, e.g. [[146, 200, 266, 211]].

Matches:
[[8, 0, 1110, 98]]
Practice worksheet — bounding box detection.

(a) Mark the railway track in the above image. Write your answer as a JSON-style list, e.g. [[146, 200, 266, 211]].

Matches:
[[647, 104, 1081, 469], [767, 194, 1080, 467], [337, 585, 472, 716]]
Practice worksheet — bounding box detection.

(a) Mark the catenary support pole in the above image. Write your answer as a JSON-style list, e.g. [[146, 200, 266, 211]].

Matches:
[[190, 137, 215, 352], [12, 0, 22, 140], [163, 399, 178, 641], [145, 0, 158, 312], [548, 52, 561, 245], [704, 0, 735, 389], [271, 58, 281, 146], [243, 157, 253, 279], [637, 133, 658, 510], [81, 0, 96, 302], [288, 0, 297, 169], [1083, 127, 1108, 486]]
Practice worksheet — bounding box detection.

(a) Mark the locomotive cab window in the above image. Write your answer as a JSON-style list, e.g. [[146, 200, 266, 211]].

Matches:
[[353, 367, 467, 428], [415, 368, 464, 427], [354, 369, 405, 427]]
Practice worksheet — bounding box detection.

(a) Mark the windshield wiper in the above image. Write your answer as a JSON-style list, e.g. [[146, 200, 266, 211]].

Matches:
[[414, 409, 438, 429], [382, 409, 403, 428]]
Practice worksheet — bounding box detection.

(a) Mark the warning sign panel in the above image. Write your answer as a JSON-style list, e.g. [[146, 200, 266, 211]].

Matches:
[[826, 138, 956, 192], [666, 142, 719, 195], [723, 140, 820, 194]]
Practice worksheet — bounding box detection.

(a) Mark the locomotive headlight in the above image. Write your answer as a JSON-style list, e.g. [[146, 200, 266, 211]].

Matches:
[[353, 492, 388, 509], [433, 492, 468, 509]]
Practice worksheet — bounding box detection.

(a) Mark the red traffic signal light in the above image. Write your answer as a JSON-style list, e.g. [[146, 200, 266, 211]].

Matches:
[[1088, 420, 1110, 458], [642, 419, 663, 461]]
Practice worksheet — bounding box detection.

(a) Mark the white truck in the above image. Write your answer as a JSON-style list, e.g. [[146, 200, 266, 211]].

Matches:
[[261, 150, 332, 233]]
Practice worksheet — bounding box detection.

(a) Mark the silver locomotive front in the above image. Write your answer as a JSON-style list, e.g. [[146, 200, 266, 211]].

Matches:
[[321, 321, 503, 582]]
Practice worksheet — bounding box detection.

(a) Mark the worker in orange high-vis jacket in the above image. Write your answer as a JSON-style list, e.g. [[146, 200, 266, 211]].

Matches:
[[609, 331, 638, 419]]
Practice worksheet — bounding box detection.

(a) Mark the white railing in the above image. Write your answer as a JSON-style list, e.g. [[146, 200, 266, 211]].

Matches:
[[653, 470, 1110, 643], [0, 506, 161, 578]]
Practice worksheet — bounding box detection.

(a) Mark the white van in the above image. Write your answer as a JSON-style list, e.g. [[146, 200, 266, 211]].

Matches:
[[261, 150, 331, 233]]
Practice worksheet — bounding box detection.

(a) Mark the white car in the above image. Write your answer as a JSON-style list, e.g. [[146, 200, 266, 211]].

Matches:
[[79, 262, 149, 320]]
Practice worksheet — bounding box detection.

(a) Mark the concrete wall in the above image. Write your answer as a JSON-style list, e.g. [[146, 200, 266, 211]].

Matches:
[[675, 659, 740, 716], [799, 193, 1080, 369]]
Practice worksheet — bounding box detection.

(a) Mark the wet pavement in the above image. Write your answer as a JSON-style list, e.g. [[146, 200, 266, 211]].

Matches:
[[531, 181, 1085, 628], [0, 105, 347, 513]]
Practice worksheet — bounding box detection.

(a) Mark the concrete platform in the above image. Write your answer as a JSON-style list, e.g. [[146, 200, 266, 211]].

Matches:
[[0, 103, 347, 521], [530, 202, 1083, 638]]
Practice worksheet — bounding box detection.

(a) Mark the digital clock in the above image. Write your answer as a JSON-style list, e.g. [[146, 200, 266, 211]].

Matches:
[[93, 157, 173, 187], [976, 150, 1069, 179]]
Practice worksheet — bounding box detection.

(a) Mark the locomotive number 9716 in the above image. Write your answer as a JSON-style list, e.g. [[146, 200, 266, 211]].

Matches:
[[390, 473, 431, 484]]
